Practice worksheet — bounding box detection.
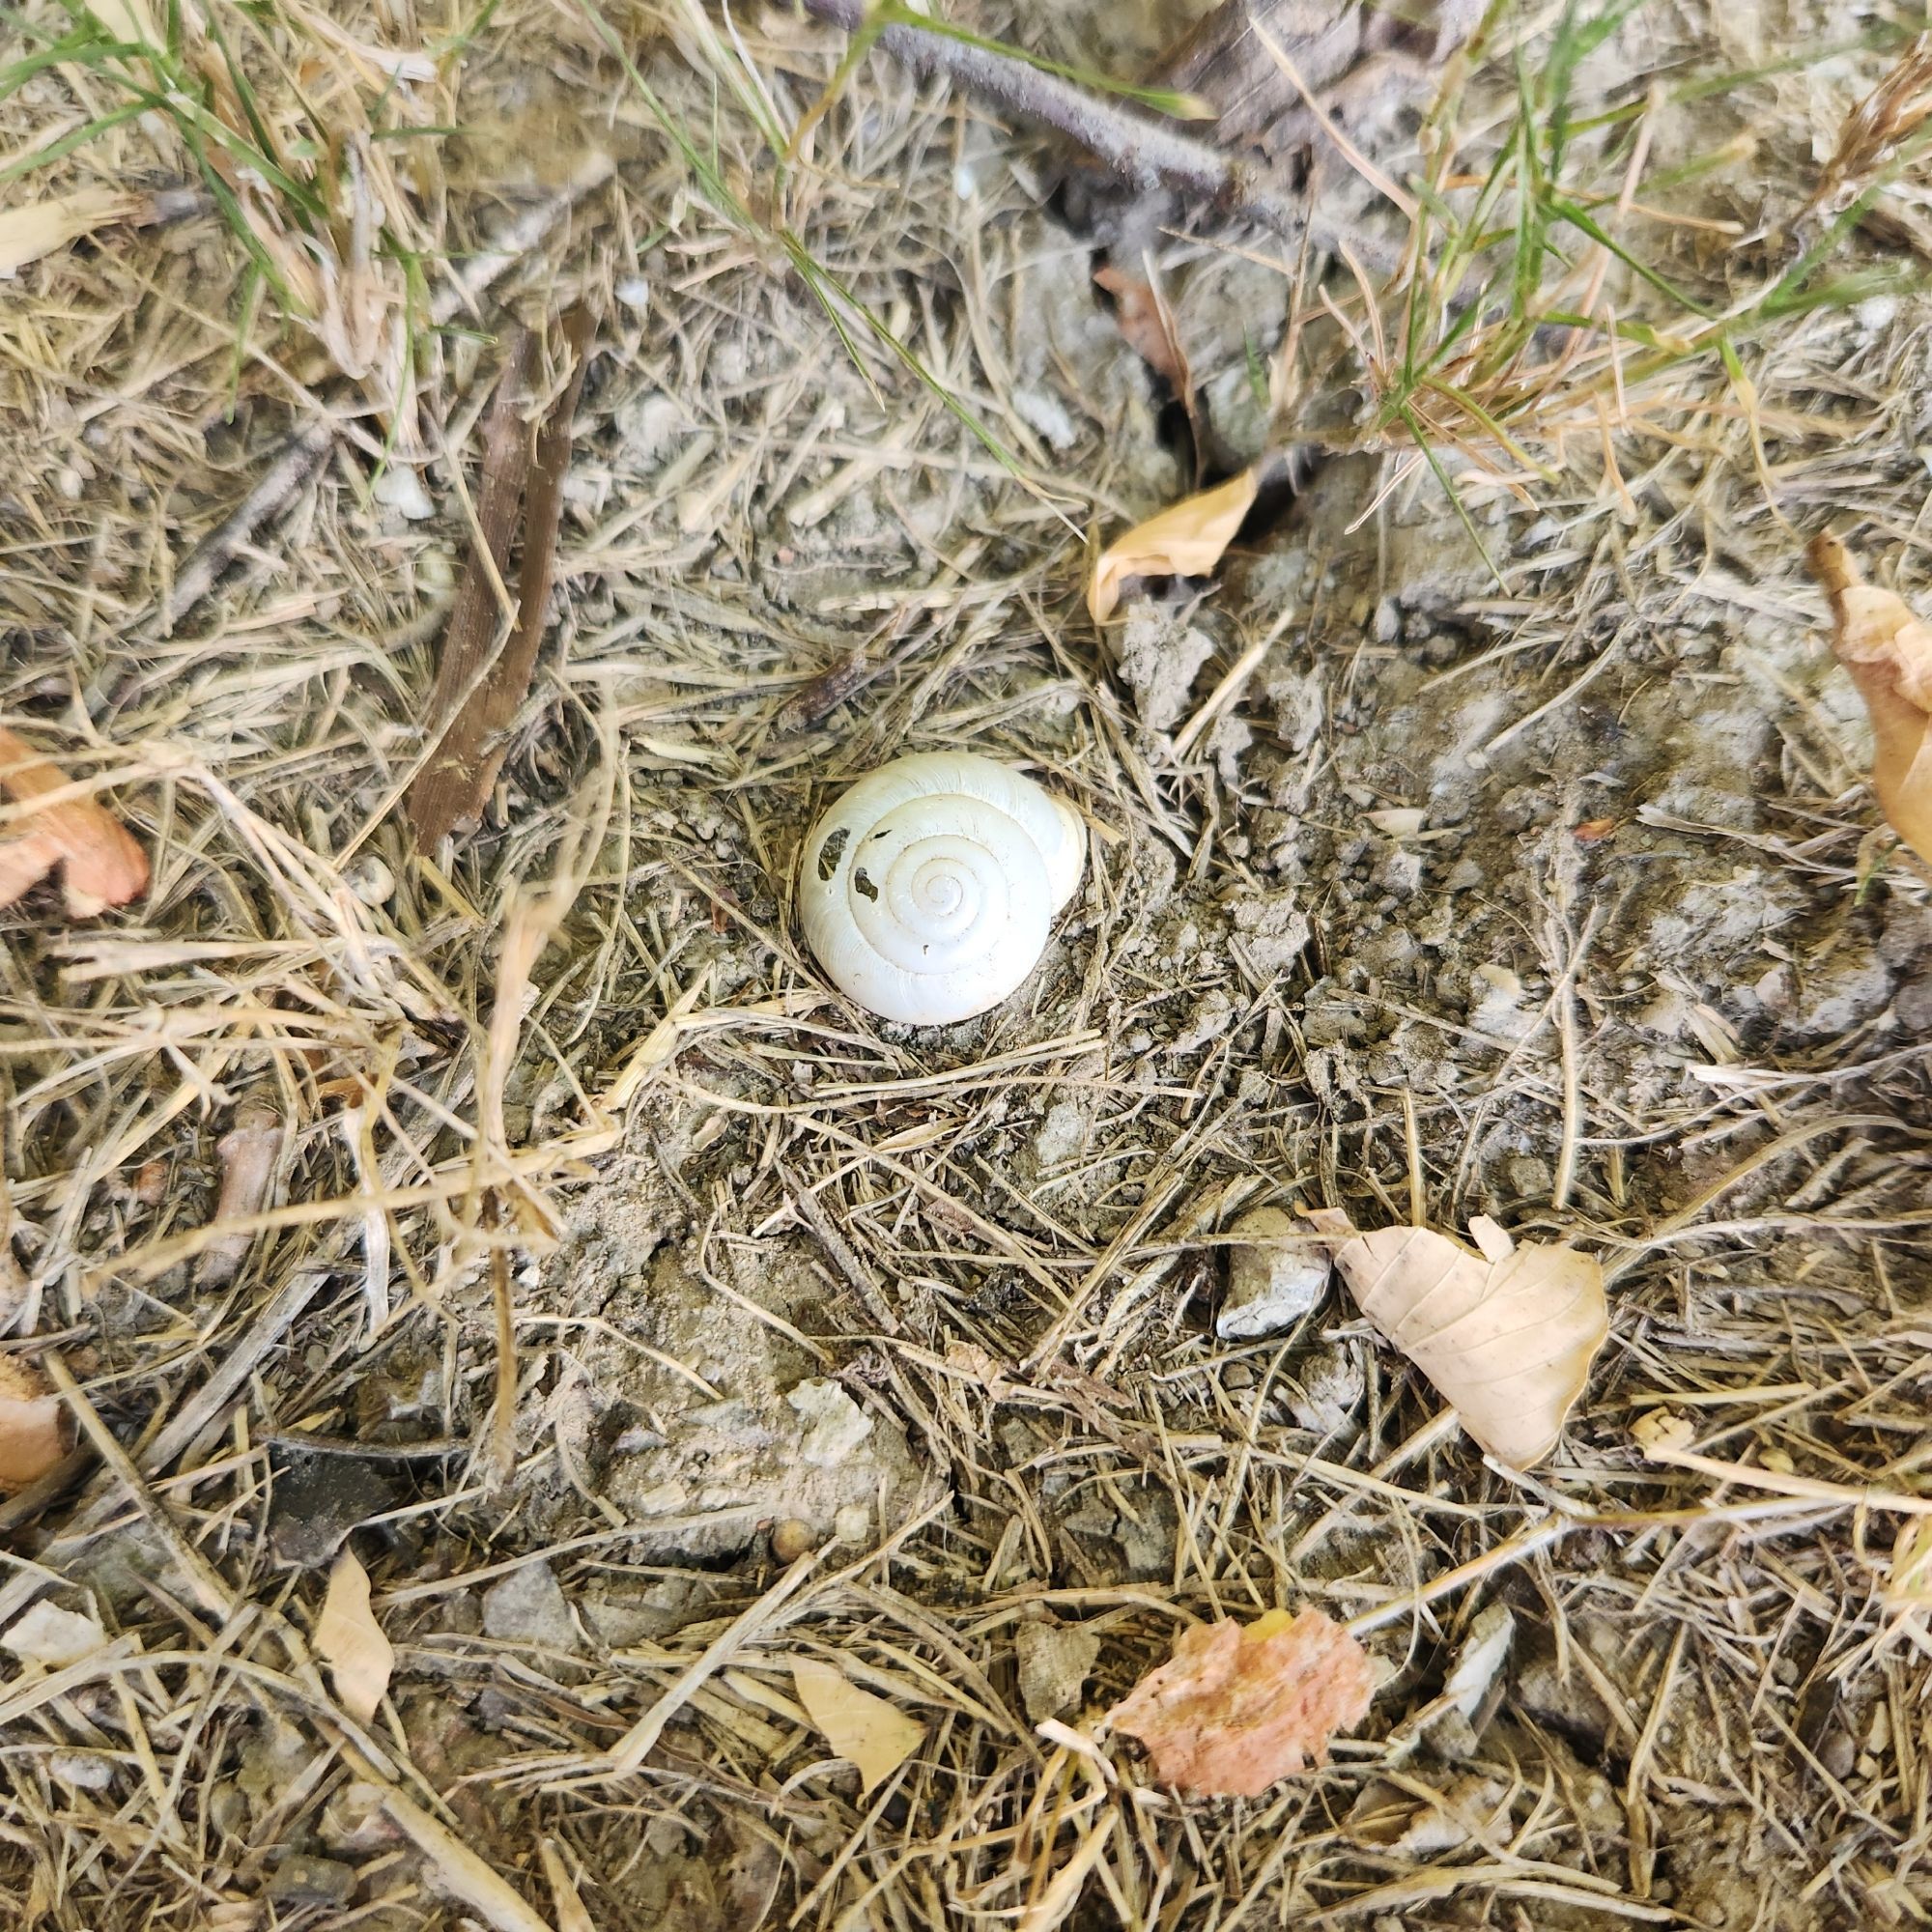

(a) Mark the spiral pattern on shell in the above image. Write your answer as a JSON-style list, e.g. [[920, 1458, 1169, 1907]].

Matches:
[[798, 753, 1086, 1025]]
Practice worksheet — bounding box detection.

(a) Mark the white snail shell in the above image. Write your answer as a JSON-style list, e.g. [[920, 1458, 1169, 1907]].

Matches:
[[798, 752, 1086, 1025]]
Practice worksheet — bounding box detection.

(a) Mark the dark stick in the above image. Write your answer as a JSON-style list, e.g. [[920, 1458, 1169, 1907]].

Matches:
[[798, 0, 1307, 235]]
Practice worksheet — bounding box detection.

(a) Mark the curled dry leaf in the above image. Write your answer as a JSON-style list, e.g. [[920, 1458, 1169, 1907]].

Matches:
[[1094, 264, 1191, 397], [1333, 1216, 1607, 1468], [1808, 532, 1932, 863], [316, 1548, 394, 1726], [1106, 1607, 1375, 1797], [0, 726, 148, 917], [0, 1355, 70, 1492], [792, 1657, 924, 1794], [1088, 467, 1259, 623]]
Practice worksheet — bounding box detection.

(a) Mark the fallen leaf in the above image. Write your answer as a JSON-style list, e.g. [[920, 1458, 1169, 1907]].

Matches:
[[1094, 264, 1191, 396], [0, 726, 148, 917], [1573, 817, 1618, 843], [1365, 806, 1427, 838], [1105, 1607, 1375, 1796], [2, 1599, 108, 1668], [1808, 532, 1932, 863], [0, 188, 144, 277], [792, 1657, 923, 1793], [316, 1548, 393, 1725], [1089, 468, 1259, 623], [1332, 1216, 1607, 1467], [0, 1355, 69, 1492]]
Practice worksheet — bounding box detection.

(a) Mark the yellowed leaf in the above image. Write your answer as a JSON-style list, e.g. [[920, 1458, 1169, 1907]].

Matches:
[[1088, 468, 1259, 623], [0, 189, 144, 278], [1809, 532, 1932, 864], [1333, 1218, 1607, 1468], [1889, 1519, 1932, 1612], [316, 1548, 393, 1726], [791, 1657, 923, 1794], [1105, 1607, 1375, 1796], [0, 727, 148, 917], [0, 1356, 69, 1492]]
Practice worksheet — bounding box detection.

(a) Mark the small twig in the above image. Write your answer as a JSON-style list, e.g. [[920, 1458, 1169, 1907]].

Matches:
[[780, 1160, 900, 1334], [798, 0, 1306, 234], [163, 421, 335, 637], [197, 1095, 286, 1289]]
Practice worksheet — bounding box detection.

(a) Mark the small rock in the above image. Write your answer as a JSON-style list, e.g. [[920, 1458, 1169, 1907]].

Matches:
[[1217, 1208, 1331, 1341], [1898, 974, 1932, 1033], [771, 1517, 816, 1563], [786, 1379, 873, 1467], [1441, 1604, 1514, 1721], [268, 1454, 398, 1570], [1286, 1345, 1365, 1438], [481, 1561, 580, 1653], [267, 1855, 356, 1910], [1787, 952, 1893, 1037], [3, 1599, 107, 1668], [833, 1503, 871, 1544], [372, 465, 434, 521], [320, 1779, 399, 1856], [49, 1751, 116, 1791], [1015, 1621, 1101, 1723]]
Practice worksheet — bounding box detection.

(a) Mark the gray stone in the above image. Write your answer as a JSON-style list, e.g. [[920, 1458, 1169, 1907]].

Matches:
[[267, 1856, 355, 1910], [481, 1561, 580, 1653], [1015, 1622, 1101, 1723], [1217, 1208, 1331, 1340]]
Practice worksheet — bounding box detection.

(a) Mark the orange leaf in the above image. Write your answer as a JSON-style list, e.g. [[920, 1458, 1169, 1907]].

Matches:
[[1106, 1607, 1375, 1796], [0, 727, 147, 917], [1094, 264, 1191, 397], [1808, 532, 1932, 864], [1088, 468, 1259, 623], [0, 1356, 69, 1493]]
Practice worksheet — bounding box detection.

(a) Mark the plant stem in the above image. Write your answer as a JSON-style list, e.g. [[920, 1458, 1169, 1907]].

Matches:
[[797, 0, 1306, 235]]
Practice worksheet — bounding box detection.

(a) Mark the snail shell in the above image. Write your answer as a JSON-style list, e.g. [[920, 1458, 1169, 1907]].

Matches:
[[798, 752, 1086, 1025]]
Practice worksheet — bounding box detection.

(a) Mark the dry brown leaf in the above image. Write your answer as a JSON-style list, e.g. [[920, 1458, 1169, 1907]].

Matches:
[[792, 1657, 923, 1793], [1105, 1607, 1375, 1796], [1808, 532, 1932, 864], [1088, 468, 1258, 623], [0, 726, 148, 917], [0, 1355, 69, 1492], [1333, 1216, 1607, 1468], [316, 1548, 394, 1725], [1094, 264, 1191, 397]]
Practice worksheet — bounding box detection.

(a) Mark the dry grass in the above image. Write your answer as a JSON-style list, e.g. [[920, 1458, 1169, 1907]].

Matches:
[[1, 0, 1931, 1928]]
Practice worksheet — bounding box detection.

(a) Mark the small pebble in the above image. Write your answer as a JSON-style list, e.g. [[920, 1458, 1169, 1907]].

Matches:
[[771, 1517, 816, 1563]]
